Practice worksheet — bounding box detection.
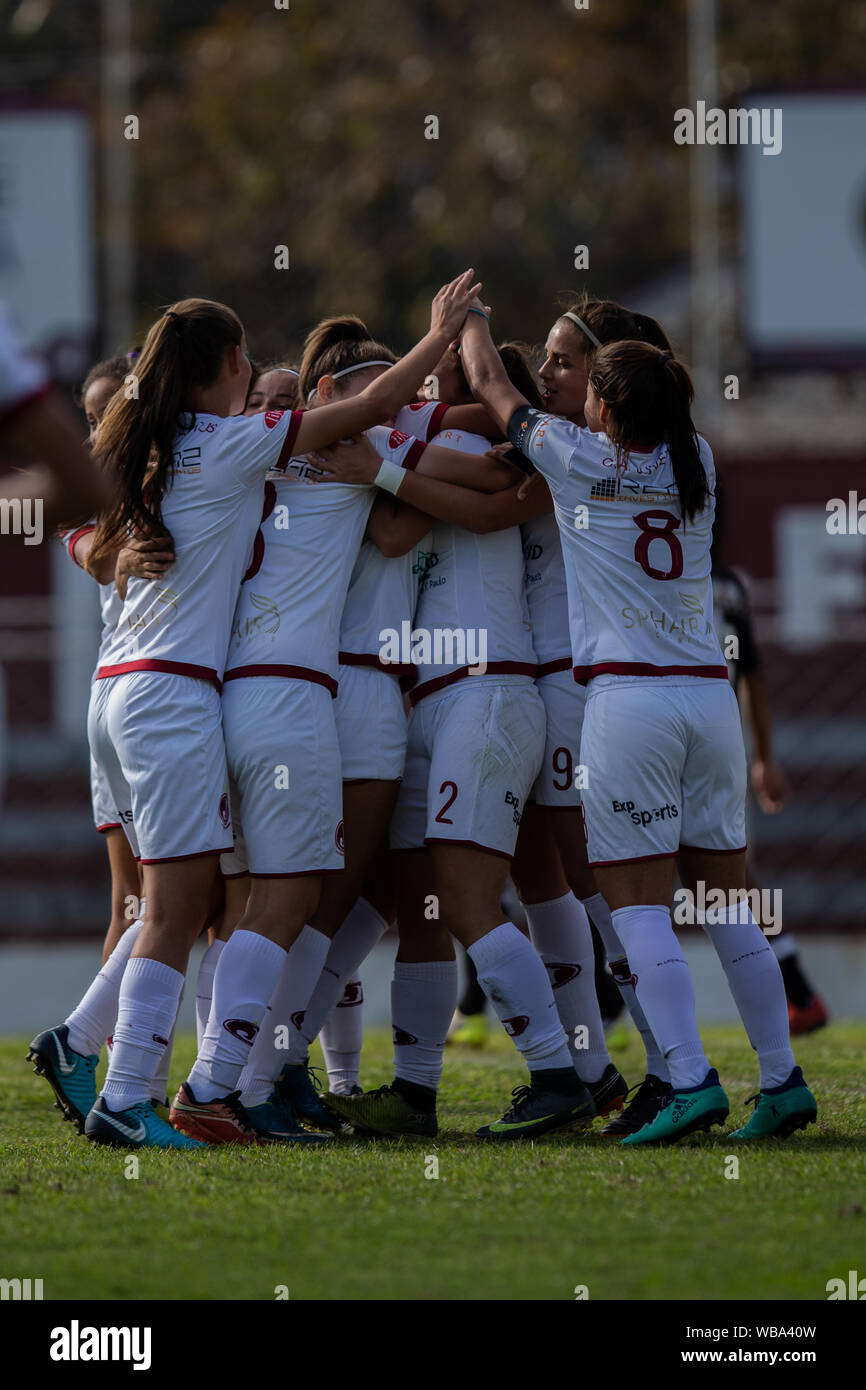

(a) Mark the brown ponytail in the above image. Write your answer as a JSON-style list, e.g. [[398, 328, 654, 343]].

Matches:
[[87, 298, 243, 573], [297, 315, 396, 405], [588, 341, 708, 523]]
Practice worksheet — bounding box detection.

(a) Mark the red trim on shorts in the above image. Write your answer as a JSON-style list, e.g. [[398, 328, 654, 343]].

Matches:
[[223, 664, 338, 698], [410, 661, 537, 707], [423, 835, 512, 862], [65, 523, 96, 564], [339, 651, 413, 679], [679, 843, 747, 856], [274, 409, 305, 472], [574, 662, 729, 682], [139, 846, 232, 865], [96, 659, 222, 691], [96, 821, 122, 833], [0, 381, 53, 426], [536, 657, 572, 678], [589, 850, 677, 867], [248, 868, 345, 879]]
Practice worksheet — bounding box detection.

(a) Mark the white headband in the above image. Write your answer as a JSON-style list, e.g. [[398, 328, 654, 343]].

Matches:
[[562, 311, 601, 349], [273, 367, 299, 377], [307, 359, 394, 403]]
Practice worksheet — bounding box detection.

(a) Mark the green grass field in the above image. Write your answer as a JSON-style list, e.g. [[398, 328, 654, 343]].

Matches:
[[1, 1025, 864, 1301]]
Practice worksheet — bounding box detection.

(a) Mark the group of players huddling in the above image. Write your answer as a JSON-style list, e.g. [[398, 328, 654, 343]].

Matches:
[[28, 270, 819, 1149]]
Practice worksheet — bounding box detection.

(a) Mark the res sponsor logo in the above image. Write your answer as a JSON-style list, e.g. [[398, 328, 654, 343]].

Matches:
[[264, 410, 285, 429]]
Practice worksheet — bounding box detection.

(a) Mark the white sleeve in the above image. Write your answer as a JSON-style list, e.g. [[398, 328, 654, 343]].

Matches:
[[507, 406, 588, 483], [232, 408, 306, 486], [365, 424, 428, 470], [394, 400, 450, 442]]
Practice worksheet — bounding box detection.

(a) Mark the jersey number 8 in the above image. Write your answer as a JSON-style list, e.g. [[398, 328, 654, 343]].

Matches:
[[632, 509, 683, 581]]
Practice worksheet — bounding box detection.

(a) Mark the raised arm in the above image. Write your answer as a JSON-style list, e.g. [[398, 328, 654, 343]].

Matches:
[[459, 310, 527, 434], [292, 271, 482, 455]]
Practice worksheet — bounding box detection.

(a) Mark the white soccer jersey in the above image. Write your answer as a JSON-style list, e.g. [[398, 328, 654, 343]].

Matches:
[[521, 511, 572, 673], [225, 456, 374, 694], [337, 423, 431, 683], [97, 408, 303, 686], [399, 398, 451, 442], [0, 306, 49, 422], [393, 413, 536, 703], [509, 409, 726, 680], [59, 522, 122, 665]]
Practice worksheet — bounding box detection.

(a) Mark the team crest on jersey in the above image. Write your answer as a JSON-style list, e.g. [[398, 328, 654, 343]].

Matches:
[[264, 410, 285, 429], [389, 428, 411, 450], [218, 792, 230, 829], [413, 549, 439, 577], [335, 819, 345, 855]]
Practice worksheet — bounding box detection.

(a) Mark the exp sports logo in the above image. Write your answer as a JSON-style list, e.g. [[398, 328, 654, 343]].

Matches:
[[612, 798, 678, 827]]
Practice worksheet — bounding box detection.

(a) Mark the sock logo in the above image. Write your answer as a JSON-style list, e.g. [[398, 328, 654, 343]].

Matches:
[[546, 962, 581, 987], [222, 1018, 258, 1045], [151, 1034, 168, 1046], [610, 960, 638, 991], [290, 1010, 306, 1031], [393, 1026, 418, 1046], [503, 1015, 530, 1037], [338, 981, 363, 1007], [218, 792, 231, 829]]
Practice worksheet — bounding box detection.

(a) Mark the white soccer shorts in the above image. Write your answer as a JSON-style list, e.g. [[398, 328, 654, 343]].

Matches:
[[90, 671, 231, 864], [530, 667, 587, 810], [219, 676, 343, 877], [390, 677, 546, 860], [334, 663, 408, 781], [579, 676, 747, 867]]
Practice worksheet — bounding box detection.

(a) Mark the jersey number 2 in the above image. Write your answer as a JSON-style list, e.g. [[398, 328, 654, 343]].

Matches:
[[633, 509, 683, 581], [435, 781, 458, 824]]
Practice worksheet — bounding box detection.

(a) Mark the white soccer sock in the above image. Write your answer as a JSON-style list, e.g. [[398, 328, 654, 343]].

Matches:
[[525, 893, 611, 1083], [612, 905, 709, 1090], [285, 898, 388, 1065], [703, 904, 795, 1090], [770, 932, 798, 962], [238, 925, 331, 1108], [101, 956, 184, 1112], [187, 929, 286, 1103], [467, 922, 573, 1072], [392, 960, 458, 1090], [150, 999, 180, 1104], [320, 979, 364, 1093], [66, 917, 144, 1058], [583, 891, 670, 1084], [195, 938, 225, 1048]]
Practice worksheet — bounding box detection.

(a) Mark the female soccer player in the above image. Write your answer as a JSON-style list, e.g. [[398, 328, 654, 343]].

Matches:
[[460, 309, 817, 1145], [31, 273, 485, 1149], [321, 339, 601, 1142]]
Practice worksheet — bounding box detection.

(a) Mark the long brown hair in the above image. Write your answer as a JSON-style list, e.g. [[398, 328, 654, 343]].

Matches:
[[588, 341, 708, 523], [559, 293, 673, 359], [87, 298, 243, 572], [297, 315, 396, 404]]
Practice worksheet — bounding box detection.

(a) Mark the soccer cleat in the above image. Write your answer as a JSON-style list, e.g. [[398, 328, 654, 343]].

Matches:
[[323, 1082, 438, 1138], [729, 1067, 818, 1140], [85, 1096, 205, 1149], [600, 1073, 672, 1137], [584, 1063, 628, 1118], [620, 1068, 729, 1146], [244, 1089, 332, 1145], [276, 1063, 344, 1132], [28, 1024, 98, 1133], [476, 1080, 595, 1141], [787, 995, 829, 1036], [446, 1011, 488, 1047], [169, 1082, 262, 1145]]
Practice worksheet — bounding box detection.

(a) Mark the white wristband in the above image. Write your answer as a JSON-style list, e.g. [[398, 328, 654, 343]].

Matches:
[[374, 458, 406, 496]]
